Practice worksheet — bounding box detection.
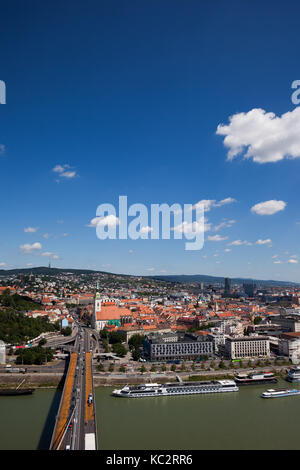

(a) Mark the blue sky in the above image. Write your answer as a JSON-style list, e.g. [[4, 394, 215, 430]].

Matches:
[[1, 0, 300, 281]]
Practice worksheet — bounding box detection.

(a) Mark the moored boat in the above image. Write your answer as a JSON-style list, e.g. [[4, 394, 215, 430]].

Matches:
[[0, 388, 34, 396], [235, 371, 277, 385], [261, 388, 300, 398], [112, 380, 239, 398], [0, 378, 34, 396], [286, 367, 300, 383]]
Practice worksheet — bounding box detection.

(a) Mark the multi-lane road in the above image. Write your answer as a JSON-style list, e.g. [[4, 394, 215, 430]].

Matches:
[[50, 316, 97, 450]]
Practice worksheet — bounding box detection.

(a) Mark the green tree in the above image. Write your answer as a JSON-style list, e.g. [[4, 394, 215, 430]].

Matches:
[[131, 348, 141, 361], [108, 331, 125, 344], [128, 334, 144, 350], [112, 343, 127, 357]]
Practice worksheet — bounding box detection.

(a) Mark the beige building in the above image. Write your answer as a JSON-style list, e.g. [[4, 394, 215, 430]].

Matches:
[[224, 336, 270, 359], [278, 332, 300, 359]]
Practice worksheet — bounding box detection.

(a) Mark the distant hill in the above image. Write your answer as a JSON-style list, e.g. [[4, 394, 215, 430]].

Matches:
[[0, 266, 298, 287], [149, 274, 300, 287], [0, 266, 109, 277]]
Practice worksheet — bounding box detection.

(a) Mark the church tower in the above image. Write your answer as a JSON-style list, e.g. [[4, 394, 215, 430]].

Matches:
[[92, 282, 101, 330]]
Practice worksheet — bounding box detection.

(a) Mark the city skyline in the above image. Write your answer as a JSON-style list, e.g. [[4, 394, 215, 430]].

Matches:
[[1, 1, 300, 281]]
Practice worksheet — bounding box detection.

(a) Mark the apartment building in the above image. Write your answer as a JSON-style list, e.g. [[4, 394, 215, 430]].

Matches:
[[143, 332, 214, 361]]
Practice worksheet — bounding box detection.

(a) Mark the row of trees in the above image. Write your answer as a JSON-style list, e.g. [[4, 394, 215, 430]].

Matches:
[[15, 345, 54, 365]]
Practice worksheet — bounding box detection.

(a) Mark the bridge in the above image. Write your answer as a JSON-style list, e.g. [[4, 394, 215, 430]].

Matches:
[[50, 324, 98, 450]]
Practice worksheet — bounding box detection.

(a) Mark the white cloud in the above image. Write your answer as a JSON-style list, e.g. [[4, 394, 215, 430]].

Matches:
[[41, 252, 59, 259], [193, 198, 236, 212], [0, 144, 5, 155], [228, 240, 252, 246], [251, 200, 286, 216], [52, 164, 78, 179], [207, 234, 228, 242], [288, 258, 298, 264], [139, 226, 153, 234], [256, 238, 272, 245], [213, 219, 236, 232], [0, 262, 6, 267], [87, 215, 120, 228], [216, 107, 300, 163], [24, 227, 38, 233], [173, 216, 211, 234], [273, 260, 282, 264], [214, 197, 236, 207], [20, 242, 42, 254]]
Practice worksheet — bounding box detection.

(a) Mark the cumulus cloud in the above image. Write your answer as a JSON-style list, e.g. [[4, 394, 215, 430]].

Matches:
[[256, 238, 272, 245], [41, 252, 59, 259], [24, 227, 38, 233], [207, 234, 228, 242], [213, 219, 236, 232], [87, 215, 120, 228], [20, 242, 42, 254], [193, 198, 236, 212], [288, 258, 298, 264], [216, 107, 300, 163], [53, 164, 78, 180], [173, 216, 211, 234], [251, 200, 286, 215], [228, 240, 252, 246], [139, 226, 153, 234]]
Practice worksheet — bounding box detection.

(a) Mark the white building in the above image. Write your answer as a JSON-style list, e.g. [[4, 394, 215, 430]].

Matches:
[[0, 341, 6, 364], [224, 336, 270, 359]]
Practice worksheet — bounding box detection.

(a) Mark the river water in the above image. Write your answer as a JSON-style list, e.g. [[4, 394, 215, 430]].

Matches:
[[1, 380, 300, 450]]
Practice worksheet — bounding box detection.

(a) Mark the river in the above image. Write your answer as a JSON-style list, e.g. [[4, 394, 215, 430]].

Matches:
[[1, 380, 300, 450]]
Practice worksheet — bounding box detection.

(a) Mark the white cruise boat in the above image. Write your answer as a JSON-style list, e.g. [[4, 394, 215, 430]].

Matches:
[[112, 380, 238, 398], [261, 388, 300, 398], [286, 367, 300, 383]]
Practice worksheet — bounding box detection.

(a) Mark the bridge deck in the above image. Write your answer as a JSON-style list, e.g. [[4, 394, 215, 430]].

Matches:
[[50, 352, 77, 450]]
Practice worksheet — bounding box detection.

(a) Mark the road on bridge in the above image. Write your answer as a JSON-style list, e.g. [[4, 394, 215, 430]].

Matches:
[[50, 319, 97, 450]]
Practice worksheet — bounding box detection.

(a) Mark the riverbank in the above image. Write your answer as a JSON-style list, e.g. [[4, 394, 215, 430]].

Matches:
[[0, 365, 290, 388]]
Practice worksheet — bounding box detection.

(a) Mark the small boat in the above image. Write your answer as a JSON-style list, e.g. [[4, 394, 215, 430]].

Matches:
[[235, 371, 277, 385], [261, 388, 300, 398], [286, 367, 300, 383]]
